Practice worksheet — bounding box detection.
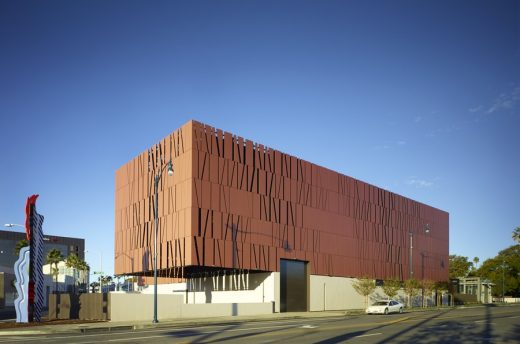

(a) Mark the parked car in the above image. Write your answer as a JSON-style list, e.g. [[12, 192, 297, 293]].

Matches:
[[365, 300, 404, 315]]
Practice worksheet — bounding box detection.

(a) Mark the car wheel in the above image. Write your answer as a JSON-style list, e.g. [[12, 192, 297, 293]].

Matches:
[[399, 307, 403, 314], [384, 308, 388, 315]]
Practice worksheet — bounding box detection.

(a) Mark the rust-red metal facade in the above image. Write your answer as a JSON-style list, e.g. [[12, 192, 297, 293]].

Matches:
[[115, 120, 449, 282]]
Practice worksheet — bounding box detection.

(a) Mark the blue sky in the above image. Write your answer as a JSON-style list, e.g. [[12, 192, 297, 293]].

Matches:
[[1, 0, 518, 277]]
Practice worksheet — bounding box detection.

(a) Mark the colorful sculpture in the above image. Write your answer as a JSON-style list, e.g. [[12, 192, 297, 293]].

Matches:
[[14, 195, 44, 323]]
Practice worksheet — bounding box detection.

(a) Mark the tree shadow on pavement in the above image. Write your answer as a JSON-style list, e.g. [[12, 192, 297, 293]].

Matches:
[[505, 323, 520, 342], [377, 305, 499, 344], [313, 310, 450, 344]]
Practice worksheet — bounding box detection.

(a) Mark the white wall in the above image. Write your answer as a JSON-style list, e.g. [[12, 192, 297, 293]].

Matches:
[[136, 272, 280, 312]]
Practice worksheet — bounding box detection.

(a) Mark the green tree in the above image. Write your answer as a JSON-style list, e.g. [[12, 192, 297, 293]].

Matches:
[[14, 239, 28, 256], [382, 279, 401, 300], [404, 279, 421, 308], [352, 277, 376, 309], [435, 281, 449, 306], [46, 249, 63, 292], [421, 280, 436, 307], [513, 227, 520, 243], [449, 255, 473, 278], [477, 245, 520, 297]]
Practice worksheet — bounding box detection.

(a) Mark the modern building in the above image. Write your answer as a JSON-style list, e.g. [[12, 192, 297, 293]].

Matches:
[[0, 229, 85, 307], [115, 120, 449, 311], [0, 229, 85, 273]]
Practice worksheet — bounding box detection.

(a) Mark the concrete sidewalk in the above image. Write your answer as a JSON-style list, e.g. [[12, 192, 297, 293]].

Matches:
[[0, 311, 351, 336]]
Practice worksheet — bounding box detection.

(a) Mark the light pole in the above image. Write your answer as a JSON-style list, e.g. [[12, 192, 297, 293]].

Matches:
[[502, 259, 505, 302], [85, 250, 103, 293], [409, 224, 430, 279], [152, 160, 173, 324]]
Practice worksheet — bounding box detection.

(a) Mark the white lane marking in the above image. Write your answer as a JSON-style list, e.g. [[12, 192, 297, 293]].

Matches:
[[301, 325, 317, 328], [0, 324, 234, 341], [354, 333, 382, 338], [474, 320, 495, 324], [0, 320, 338, 343], [507, 316, 520, 319], [106, 324, 299, 342], [108, 335, 168, 342]]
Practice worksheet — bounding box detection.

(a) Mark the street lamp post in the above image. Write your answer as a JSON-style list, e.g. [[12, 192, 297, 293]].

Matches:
[[502, 259, 505, 302], [85, 250, 103, 293], [152, 160, 173, 324], [409, 224, 430, 279]]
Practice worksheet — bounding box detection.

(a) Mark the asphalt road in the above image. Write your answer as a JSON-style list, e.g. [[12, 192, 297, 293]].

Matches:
[[1, 305, 519, 343]]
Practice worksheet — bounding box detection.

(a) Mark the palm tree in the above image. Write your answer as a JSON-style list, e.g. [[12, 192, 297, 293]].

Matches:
[[65, 253, 80, 293], [15, 239, 29, 256], [76, 259, 90, 293], [90, 281, 100, 293], [99, 275, 113, 293], [46, 249, 63, 292], [513, 227, 520, 243], [473, 257, 480, 271]]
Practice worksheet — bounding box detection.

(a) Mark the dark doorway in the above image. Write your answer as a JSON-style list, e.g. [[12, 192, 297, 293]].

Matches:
[[280, 259, 308, 312]]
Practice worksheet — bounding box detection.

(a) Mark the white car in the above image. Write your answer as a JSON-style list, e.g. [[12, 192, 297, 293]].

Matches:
[[365, 300, 404, 315]]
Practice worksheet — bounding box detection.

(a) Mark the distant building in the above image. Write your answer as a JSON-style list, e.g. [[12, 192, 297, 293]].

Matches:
[[0, 230, 85, 307], [457, 277, 493, 304], [115, 120, 449, 311]]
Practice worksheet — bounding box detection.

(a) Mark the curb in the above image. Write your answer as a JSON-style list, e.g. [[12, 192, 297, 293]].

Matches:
[[0, 312, 349, 336]]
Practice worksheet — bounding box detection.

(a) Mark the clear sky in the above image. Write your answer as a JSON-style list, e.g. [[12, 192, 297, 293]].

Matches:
[[1, 0, 518, 277]]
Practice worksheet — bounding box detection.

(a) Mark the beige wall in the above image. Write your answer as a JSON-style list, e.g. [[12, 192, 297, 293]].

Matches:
[[110, 293, 273, 322], [310, 275, 430, 311], [110, 294, 183, 322], [310, 275, 364, 311]]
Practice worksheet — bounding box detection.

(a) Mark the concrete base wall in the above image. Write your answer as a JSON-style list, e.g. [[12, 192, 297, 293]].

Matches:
[[110, 293, 272, 322], [310, 275, 365, 311], [309, 275, 440, 311], [110, 294, 183, 321], [110, 273, 445, 320]]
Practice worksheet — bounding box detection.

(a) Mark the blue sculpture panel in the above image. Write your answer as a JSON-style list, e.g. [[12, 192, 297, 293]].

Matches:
[[14, 247, 30, 323]]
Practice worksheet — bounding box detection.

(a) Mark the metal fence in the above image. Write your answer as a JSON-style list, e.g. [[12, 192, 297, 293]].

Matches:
[[48, 293, 110, 320]]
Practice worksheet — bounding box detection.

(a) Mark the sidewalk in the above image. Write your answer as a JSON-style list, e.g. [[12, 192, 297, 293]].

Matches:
[[0, 310, 351, 336]]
